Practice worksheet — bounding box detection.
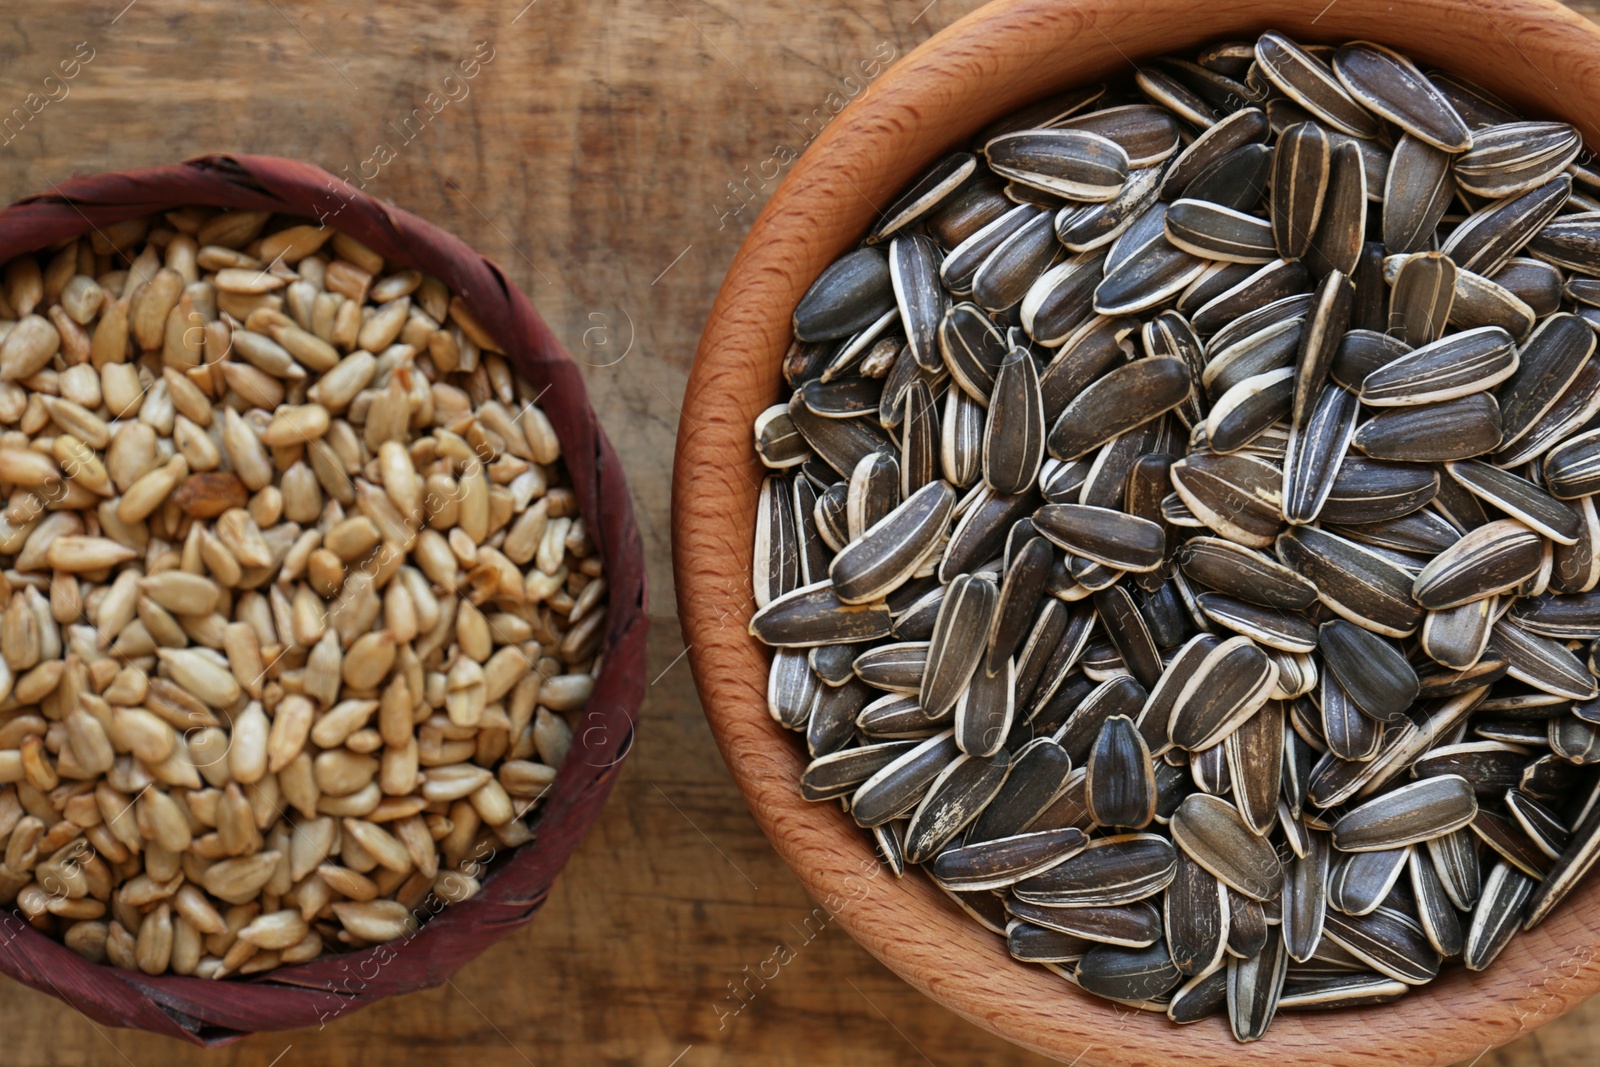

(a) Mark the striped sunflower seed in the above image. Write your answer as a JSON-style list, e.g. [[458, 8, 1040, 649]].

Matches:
[[1170, 793, 1285, 901], [985, 129, 1131, 201]]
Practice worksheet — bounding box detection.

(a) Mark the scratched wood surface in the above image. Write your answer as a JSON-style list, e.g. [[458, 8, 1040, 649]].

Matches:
[[0, 2, 1598, 1064]]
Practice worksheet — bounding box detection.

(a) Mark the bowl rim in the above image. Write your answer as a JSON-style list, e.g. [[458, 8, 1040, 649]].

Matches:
[[674, 0, 1600, 1062]]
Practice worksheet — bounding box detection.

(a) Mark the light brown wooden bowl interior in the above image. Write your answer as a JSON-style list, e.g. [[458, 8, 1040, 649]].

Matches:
[[674, 1, 1600, 1062]]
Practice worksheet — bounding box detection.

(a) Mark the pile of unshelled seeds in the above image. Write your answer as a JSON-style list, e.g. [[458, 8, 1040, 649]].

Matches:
[[0, 207, 604, 978], [750, 32, 1600, 1041]]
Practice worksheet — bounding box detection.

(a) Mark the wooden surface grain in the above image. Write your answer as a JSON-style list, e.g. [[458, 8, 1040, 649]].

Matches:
[[0, 1, 1598, 1064]]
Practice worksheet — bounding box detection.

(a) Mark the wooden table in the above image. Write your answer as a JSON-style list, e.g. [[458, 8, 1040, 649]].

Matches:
[[1, 2, 1598, 1063]]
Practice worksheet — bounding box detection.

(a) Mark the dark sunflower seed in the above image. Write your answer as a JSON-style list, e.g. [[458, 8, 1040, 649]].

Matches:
[[1014, 832, 1179, 906], [1463, 861, 1534, 970], [1094, 215, 1210, 316], [1228, 932, 1289, 1042], [1429, 71, 1518, 128], [1284, 383, 1359, 525], [1494, 617, 1598, 701], [985, 129, 1131, 200], [1328, 846, 1412, 916], [754, 404, 809, 470], [1171, 793, 1285, 901], [940, 386, 985, 488], [1493, 256, 1565, 316], [1361, 326, 1518, 407], [1277, 526, 1424, 637], [1255, 33, 1381, 139], [1472, 806, 1553, 879], [1497, 310, 1596, 444], [767, 649, 819, 730], [967, 737, 1075, 841], [1171, 452, 1285, 549], [1332, 776, 1478, 851], [1198, 594, 1317, 655], [1331, 42, 1471, 150], [1413, 519, 1543, 610], [1543, 428, 1600, 500], [1318, 460, 1446, 524], [1527, 211, 1600, 274], [1498, 357, 1600, 469], [1076, 941, 1184, 1002], [981, 349, 1046, 496], [1511, 590, 1600, 639], [890, 234, 948, 371], [1178, 537, 1318, 610], [1062, 104, 1183, 167], [1161, 106, 1271, 197], [750, 579, 894, 647], [1166, 199, 1277, 263], [1165, 851, 1229, 976], [852, 641, 929, 693], [1056, 167, 1167, 255], [1506, 788, 1570, 859], [857, 693, 945, 739], [844, 451, 901, 542], [1206, 368, 1293, 455], [788, 391, 895, 478], [1304, 141, 1368, 279], [1013, 897, 1164, 948], [1203, 319, 1302, 401], [1318, 620, 1420, 723], [801, 740, 922, 801], [941, 204, 1037, 295], [1008, 921, 1096, 965], [1284, 830, 1331, 961], [940, 486, 1036, 581], [793, 246, 895, 342], [1459, 120, 1580, 198], [1225, 698, 1285, 834], [873, 152, 981, 241], [1383, 135, 1456, 254], [903, 750, 1013, 862], [1034, 504, 1167, 572], [1441, 174, 1571, 277], [1046, 357, 1191, 462], [1421, 598, 1498, 671], [830, 481, 955, 605], [1322, 907, 1442, 985], [808, 677, 873, 756], [973, 210, 1064, 313], [1331, 330, 1411, 389], [1190, 260, 1313, 336], [1084, 714, 1157, 829], [1270, 122, 1332, 259], [921, 573, 1000, 716], [1322, 669, 1382, 762], [1352, 392, 1503, 462], [1183, 143, 1277, 213], [755, 475, 801, 610], [1387, 251, 1457, 347], [1278, 972, 1409, 1010]]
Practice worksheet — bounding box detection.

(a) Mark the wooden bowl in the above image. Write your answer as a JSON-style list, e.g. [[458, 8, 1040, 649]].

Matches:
[[673, 1, 1600, 1062]]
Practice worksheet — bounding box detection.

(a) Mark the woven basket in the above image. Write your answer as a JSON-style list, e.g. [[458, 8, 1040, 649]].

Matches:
[[0, 155, 648, 1044]]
